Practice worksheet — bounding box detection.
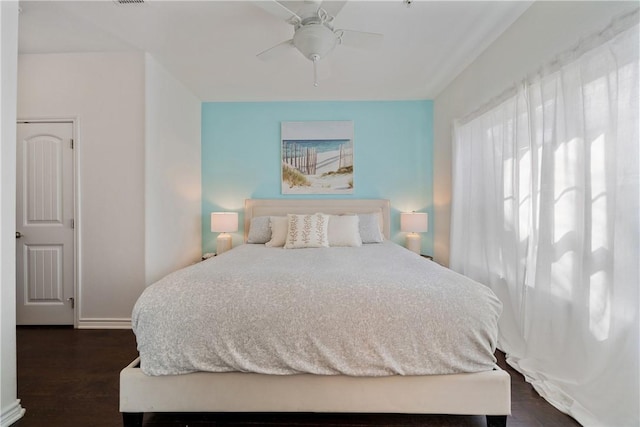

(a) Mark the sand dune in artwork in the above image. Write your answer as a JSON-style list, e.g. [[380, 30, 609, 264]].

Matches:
[[283, 149, 353, 194]]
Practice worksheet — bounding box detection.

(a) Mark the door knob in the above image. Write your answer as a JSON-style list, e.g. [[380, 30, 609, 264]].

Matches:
[[15, 231, 22, 239]]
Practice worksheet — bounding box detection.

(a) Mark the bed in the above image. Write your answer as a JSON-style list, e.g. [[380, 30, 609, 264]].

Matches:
[[120, 199, 511, 427]]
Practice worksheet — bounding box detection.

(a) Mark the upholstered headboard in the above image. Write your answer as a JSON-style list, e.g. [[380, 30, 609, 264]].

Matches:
[[244, 199, 391, 242]]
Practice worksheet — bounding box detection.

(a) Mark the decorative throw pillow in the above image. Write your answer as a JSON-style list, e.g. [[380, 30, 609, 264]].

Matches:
[[328, 215, 362, 247], [265, 216, 288, 247], [284, 213, 330, 249], [247, 216, 272, 244], [358, 212, 384, 243]]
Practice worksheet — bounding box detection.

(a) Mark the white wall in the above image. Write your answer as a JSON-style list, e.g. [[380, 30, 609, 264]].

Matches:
[[0, 2, 25, 425], [18, 52, 146, 328], [144, 54, 202, 285], [433, 1, 638, 266]]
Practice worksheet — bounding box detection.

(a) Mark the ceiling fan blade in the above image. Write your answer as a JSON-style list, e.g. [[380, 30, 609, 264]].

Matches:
[[252, 1, 301, 25], [257, 39, 295, 61], [337, 29, 383, 50], [320, 1, 347, 18]]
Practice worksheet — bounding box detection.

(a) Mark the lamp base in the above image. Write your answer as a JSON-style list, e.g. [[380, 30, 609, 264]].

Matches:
[[216, 233, 232, 255], [406, 233, 421, 255]]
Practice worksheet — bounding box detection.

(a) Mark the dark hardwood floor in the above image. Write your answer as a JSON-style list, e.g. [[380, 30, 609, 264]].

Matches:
[[14, 327, 581, 427]]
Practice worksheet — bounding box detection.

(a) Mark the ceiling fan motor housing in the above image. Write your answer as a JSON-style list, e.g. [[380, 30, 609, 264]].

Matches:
[[293, 23, 338, 60]]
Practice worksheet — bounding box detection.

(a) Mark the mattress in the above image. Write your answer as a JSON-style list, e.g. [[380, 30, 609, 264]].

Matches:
[[132, 241, 502, 377]]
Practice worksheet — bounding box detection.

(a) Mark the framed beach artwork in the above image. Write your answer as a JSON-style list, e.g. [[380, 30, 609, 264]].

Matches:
[[281, 121, 354, 194]]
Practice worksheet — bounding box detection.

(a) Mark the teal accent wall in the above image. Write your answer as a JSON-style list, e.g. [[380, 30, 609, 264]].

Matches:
[[202, 100, 433, 254]]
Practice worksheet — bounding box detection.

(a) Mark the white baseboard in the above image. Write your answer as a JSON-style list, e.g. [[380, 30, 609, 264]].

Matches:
[[77, 318, 132, 329], [1, 399, 25, 427]]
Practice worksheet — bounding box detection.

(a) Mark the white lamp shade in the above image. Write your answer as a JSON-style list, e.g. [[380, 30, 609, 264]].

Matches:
[[210, 212, 238, 233], [400, 212, 428, 233]]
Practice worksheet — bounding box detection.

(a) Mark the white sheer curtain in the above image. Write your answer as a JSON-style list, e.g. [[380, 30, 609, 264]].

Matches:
[[451, 11, 639, 427]]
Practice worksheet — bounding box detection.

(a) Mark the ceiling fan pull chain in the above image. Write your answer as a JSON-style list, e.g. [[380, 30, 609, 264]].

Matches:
[[312, 55, 319, 87]]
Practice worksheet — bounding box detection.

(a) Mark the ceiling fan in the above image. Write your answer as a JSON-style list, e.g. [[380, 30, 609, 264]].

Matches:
[[254, 0, 384, 86]]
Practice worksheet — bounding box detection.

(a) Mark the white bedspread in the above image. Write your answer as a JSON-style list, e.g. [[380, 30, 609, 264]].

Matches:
[[132, 242, 502, 376]]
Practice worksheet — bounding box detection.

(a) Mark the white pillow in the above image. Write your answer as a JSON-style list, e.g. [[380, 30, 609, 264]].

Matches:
[[247, 216, 271, 244], [265, 216, 288, 247], [328, 215, 362, 247], [358, 212, 384, 243], [284, 213, 330, 249]]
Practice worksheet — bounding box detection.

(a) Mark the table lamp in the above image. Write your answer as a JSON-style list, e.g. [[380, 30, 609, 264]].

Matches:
[[400, 212, 428, 255], [211, 212, 238, 255]]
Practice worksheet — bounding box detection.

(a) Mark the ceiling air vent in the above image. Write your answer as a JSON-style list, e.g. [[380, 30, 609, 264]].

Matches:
[[114, 0, 145, 4]]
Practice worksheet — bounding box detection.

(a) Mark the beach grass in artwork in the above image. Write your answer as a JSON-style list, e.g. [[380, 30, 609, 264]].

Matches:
[[282, 163, 310, 187], [281, 121, 354, 194]]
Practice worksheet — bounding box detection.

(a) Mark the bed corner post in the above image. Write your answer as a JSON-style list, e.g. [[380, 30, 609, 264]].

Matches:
[[122, 412, 143, 427], [486, 415, 507, 427]]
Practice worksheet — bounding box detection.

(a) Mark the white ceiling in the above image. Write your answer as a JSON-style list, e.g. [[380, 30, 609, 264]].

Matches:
[[18, 0, 532, 101]]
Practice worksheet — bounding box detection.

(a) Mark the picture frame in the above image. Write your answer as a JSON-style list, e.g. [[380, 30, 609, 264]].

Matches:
[[281, 121, 354, 194]]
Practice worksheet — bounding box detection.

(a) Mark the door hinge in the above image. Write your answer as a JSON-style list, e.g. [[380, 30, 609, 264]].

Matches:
[[67, 297, 75, 309], [70, 139, 74, 149], [71, 219, 75, 229]]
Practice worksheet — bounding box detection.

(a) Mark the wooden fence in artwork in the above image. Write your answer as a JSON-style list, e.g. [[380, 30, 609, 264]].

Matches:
[[338, 145, 353, 169], [283, 143, 318, 175]]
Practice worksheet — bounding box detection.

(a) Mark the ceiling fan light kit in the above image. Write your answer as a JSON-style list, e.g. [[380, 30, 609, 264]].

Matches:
[[293, 23, 338, 61], [255, 0, 383, 87]]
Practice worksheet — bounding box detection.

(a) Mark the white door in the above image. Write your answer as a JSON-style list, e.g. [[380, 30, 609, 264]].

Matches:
[[16, 122, 75, 325]]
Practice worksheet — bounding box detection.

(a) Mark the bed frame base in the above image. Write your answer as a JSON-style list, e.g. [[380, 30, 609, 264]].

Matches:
[[122, 412, 142, 427], [123, 413, 506, 427], [487, 415, 507, 427], [120, 358, 510, 426]]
